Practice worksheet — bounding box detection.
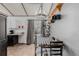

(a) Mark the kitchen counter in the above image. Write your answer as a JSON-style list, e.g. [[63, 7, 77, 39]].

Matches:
[[7, 33, 24, 36]]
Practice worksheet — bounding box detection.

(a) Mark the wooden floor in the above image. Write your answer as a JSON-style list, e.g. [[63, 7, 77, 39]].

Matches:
[[7, 44, 35, 56]]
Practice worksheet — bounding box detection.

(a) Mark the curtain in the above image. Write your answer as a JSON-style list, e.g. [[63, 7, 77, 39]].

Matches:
[[27, 20, 34, 45]]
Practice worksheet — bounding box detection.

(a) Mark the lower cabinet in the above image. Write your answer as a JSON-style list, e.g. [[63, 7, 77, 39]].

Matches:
[[0, 39, 7, 56], [7, 35, 18, 46]]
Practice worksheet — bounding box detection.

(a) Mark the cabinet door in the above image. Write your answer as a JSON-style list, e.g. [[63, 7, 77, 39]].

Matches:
[[15, 19, 25, 29], [7, 19, 16, 29], [10, 19, 16, 28]]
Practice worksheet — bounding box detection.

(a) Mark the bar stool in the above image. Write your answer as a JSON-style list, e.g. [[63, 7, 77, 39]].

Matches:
[[50, 41, 63, 56]]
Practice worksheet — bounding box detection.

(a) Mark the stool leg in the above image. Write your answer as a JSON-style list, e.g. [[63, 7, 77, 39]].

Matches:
[[41, 47, 42, 56], [61, 47, 63, 56]]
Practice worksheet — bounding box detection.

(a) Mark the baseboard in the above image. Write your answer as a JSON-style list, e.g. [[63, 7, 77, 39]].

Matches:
[[18, 43, 27, 45]]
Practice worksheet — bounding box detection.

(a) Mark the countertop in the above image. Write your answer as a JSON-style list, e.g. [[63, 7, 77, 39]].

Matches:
[[7, 33, 24, 36]]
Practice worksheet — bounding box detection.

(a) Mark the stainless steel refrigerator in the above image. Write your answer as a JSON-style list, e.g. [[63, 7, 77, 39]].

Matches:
[[0, 14, 7, 56]]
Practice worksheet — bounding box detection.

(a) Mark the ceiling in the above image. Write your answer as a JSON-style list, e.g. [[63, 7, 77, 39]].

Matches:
[[0, 3, 54, 16]]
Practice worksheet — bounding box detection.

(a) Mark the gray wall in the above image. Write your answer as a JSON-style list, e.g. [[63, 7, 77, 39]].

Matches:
[[50, 3, 79, 56]]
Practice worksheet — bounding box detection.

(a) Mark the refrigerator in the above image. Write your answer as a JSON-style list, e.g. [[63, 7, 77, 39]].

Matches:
[[0, 14, 7, 56]]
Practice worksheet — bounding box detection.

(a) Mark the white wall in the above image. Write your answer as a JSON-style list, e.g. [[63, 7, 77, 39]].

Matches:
[[50, 3, 79, 56]]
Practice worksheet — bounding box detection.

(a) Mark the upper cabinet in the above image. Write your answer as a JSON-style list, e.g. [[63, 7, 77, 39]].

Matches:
[[7, 19, 16, 29], [7, 17, 26, 31], [15, 19, 25, 29]]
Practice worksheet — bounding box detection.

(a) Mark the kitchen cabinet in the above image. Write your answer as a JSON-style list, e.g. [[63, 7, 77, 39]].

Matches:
[[7, 19, 16, 29], [7, 35, 18, 46], [15, 19, 25, 29], [7, 17, 28, 44], [7, 19, 25, 30]]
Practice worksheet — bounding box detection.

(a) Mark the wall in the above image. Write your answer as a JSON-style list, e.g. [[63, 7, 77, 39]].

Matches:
[[50, 3, 79, 56]]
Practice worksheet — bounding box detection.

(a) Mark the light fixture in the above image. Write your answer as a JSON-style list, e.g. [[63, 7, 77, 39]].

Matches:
[[36, 3, 47, 17]]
